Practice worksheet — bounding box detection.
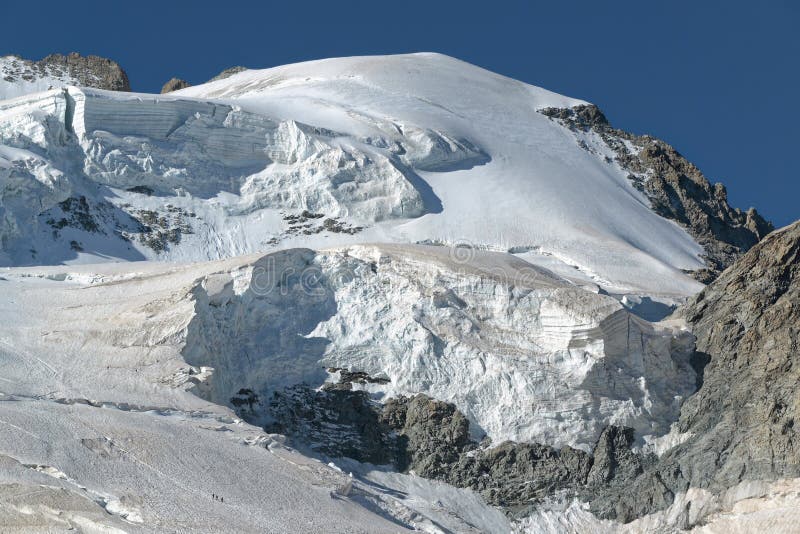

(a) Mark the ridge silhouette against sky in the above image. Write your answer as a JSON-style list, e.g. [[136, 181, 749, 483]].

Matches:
[[3, 0, 796, 226]]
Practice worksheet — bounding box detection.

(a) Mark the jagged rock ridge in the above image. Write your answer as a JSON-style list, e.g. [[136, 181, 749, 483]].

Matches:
[[540, 104, 773, 281]]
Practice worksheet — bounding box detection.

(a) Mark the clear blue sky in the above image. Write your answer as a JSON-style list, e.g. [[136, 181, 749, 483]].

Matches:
[[4, 1, 797, 226]]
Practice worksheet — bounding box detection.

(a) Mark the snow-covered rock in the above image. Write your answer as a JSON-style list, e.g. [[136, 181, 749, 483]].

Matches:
[[0, 53, 130, 100]]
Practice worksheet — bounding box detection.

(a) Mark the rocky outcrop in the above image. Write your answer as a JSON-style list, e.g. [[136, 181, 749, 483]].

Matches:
[[447, 441, 592, 512], [262, 380, 648, 516], [592, 220, 800, 525], [2, 52, 131, 91], [208, 66, 247, 82], [540, 104, 773, 281], [160, 77, 190, 93], [585, 426, 643, 487], [380, 395, 473, 476], [264, 384, 398, 465], [40, 53, 130, 91]]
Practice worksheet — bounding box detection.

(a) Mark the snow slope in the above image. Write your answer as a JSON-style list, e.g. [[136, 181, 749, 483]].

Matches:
[[1, 250, 517, 533], [178, 53, 707, 295], [0, 53, 705, 297]]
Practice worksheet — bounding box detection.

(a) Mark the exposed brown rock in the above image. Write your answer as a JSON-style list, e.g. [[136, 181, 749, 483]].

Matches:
[[160, 77, 190, 93], [37, 52, 130, 91], [208, 66, 247, 82], [675, 220, 800, 487]]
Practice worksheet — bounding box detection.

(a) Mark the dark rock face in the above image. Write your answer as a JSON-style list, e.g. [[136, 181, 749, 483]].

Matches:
[[208, 66, 247, 83], [261, 377, 646, 516], [540, 104, 773, 281], [675, 220, 800, 486], [382, 397, 641, 512], [593, 468, 682, 524], [586, 426, 643, 486], [265, 383, 399, 465], [449, 442, 592, 513], [379, 395, 473, 475], [36, 53, 130, 91], [160, 77, 190, 93], [593, 221, 800, 525]]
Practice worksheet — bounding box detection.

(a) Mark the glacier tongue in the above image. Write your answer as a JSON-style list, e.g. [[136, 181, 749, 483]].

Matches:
[[182, 244, 696, 450]]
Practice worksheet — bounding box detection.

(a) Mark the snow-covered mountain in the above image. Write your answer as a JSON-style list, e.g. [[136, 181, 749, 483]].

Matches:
[[0, 53, 767, 297], [0, 52, 786, 533]]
